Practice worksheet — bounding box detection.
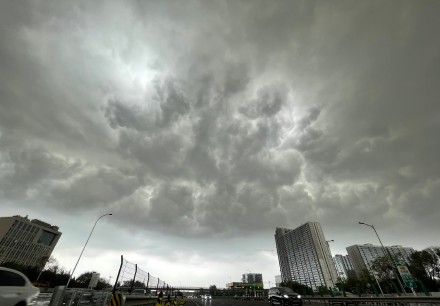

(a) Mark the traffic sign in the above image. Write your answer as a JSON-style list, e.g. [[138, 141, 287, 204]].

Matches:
[[397, 265, 416, 288]]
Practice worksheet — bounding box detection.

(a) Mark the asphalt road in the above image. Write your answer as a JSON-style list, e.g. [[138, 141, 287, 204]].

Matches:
[[186, 298, 273, 306]]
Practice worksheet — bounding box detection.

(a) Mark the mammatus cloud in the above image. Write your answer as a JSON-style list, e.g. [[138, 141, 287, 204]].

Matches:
[[0, 1, 439, 279]]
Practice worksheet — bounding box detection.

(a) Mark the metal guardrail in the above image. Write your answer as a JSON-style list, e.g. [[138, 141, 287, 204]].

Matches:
[[303, 296, 440, 305], [33, 289, 187, 306]]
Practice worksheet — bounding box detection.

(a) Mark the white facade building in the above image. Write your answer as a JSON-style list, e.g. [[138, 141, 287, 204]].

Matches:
[[275, 222, 338, 290], [346, 244, 415, 277]]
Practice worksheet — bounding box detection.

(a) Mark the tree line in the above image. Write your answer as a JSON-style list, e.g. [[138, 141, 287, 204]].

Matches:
[[2, 257, 112, 290], [282, 249, 440, 296]]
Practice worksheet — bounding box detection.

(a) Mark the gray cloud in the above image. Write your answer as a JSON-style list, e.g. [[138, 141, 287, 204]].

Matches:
[[1, 1, 440, 284], [239, 84, 287, 119], [50, 167, 141, 209]]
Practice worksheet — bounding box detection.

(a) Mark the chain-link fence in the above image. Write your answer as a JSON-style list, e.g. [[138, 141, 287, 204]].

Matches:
[[113, 255, 170, 294]]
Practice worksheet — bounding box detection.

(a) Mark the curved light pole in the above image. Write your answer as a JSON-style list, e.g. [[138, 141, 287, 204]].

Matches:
[[358, 221, 406, 294], [326, 239, 335, 248], [66, 213, 112, 287]]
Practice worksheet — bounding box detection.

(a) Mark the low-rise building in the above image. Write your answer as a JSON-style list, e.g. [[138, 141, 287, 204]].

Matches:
[[226, 282, 246, 289]]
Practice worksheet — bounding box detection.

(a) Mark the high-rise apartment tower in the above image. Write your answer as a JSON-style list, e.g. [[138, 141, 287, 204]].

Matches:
[[275, 222, 338, 290], [346, 244, 415, 277], [333, 254, 355, 280]]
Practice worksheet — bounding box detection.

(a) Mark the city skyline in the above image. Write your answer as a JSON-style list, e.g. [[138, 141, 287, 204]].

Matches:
[[1, 0, 440, 288], [0, 212, 438, 288]]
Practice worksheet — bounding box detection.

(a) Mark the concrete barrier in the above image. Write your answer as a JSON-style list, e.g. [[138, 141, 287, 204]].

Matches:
[[110, 293, 126, 306], [124, 296, 186, 306], [302, 296, 440, 306], [48, 286, 113, 306]]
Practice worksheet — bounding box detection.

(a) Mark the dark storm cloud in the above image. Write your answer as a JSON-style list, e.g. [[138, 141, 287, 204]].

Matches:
[[0, 0, 439, 247], [0, 137, 82, 199], [50, 167, 141, 209]]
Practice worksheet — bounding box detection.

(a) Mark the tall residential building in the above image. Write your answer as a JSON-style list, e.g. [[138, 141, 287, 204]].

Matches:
[[0, 215, 61, 268], [346, 244, 415, 277], [333, 255, 355, 280], [242, 273, 263, 285], [387, 245, 416, 262], [275, 222, 338, 290]]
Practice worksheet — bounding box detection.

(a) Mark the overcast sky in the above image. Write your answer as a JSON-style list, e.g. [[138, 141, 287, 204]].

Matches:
[[1, 0, 439, 288]]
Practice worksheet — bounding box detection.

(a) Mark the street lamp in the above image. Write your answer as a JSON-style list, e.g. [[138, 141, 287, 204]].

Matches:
[[358, 221, 406, 294], [326, 239, 335, 249], [66, 213, 112, 288]]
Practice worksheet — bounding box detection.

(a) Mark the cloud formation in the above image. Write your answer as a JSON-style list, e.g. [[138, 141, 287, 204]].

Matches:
[[1, 0, 440, 286]]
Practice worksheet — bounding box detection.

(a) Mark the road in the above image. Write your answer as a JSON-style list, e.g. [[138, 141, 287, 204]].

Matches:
[[29, 293, 52, 306], [186, 298, 273, 306]]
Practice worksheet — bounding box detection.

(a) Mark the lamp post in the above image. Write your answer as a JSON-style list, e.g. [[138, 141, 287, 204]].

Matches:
[[35, 256, 50, 282], [66, 213, 112, 288], [372, 270, 385, 296], [326, 240, 335, 251], [358, 221, 406, 294]]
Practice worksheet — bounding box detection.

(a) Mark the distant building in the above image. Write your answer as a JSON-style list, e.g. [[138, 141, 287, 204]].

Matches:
[[275, 222, 338, 290], [333, 255, 355, 280], [242, 273, 263, 285], [0, 215, 61, 268], [275, 275, 282, 286], [226, 281, 263, 291], [227, 282, 246, 289], [346, 244, 415, 277]]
